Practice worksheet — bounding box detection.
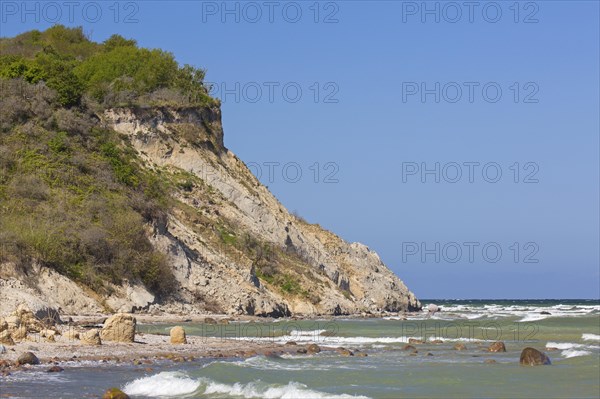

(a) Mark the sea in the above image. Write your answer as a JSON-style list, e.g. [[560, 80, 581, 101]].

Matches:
[[2, 299, 599, 398]]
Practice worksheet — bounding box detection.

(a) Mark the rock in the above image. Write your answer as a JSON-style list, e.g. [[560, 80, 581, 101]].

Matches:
[[65, 330, 80, 340], [488, 341, 506, 352], [307, 344, 321, 354], [431, 339, 444, 344], [0, 345, 5, 354], [47, 366, 64, 372], [0, 318, 7, 332], [296, 348, 307, 354], [427, 304, 440, 313], [81, 329, 102, 345], [453, 343, 467, 351], [170, 326, 187, 344], [0, 330, 14, 345], [204, 317, 218, 324], [520, 347, 551, 366], [408, 338, 423, 344], [101, 314, 136, 343], [426, 352, 434, 356], [484, 359, 497, 364], [16, 352, 40, 365], [102, 388, 130, 399], [355, 352, 368, 357], [403, 345, 417, 351], [540, 311, 551, 315], [336, 347, 354, 356], [218, 318, 230, 325], [285, 341, 297, 345]]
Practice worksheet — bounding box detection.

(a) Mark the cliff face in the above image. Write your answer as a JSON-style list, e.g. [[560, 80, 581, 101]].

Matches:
[[0, 104, 420, 317], [99, 106, 421, 316]]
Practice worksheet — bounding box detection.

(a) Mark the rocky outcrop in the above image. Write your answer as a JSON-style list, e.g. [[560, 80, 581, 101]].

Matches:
[[0, 104, 420, 317], [520, 347, 551, 366], [101, 314, 136, 343], [101, 106, 421, 316], [170, 326, 187, 344]]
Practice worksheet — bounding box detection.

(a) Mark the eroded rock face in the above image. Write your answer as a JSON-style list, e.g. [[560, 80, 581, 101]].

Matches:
[[520, 347, 551, 366], [101, 314, 136, 343], [102, 106, 421, 316]]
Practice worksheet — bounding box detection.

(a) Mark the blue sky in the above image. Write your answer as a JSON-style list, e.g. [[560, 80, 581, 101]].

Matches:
[[1, 1, 598, 299]]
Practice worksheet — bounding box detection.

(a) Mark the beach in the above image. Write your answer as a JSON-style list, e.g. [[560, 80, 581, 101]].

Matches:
[[1, 300, 599, 398]]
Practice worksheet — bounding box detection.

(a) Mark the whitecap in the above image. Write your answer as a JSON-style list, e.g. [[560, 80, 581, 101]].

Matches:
[[122, 371, 200, 397], [201, 379, 370, 399], [561, 349, 591, 358], [582, 333, 600, 341]]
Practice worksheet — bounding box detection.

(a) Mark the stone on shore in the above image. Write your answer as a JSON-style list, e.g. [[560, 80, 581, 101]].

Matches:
[[204, 317, 217, 324], [101, 314, 136, 343], [520, 347, 551, 366], [307, 344, 321, 354], [16, 351, 40, 365], [408, 338, 424, 344], [81, 329, 102, 345], [488, 341, 506, 352], [170, 326, 187, 344]]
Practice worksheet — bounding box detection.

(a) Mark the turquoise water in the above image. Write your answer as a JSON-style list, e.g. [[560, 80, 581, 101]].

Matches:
[[2, 300, 599, 398]]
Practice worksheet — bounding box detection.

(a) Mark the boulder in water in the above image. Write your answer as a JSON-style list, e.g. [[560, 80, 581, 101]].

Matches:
[[488, 341, 506, 352], [102, 388, 130, 399], [453, 343, 467, 351], [520, 347, 551, 366], [307, 344, 321, 354]]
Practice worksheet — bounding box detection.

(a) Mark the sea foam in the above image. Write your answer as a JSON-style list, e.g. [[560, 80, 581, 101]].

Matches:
[[122, 371, 200, 397], [582, 333, 600, 341]]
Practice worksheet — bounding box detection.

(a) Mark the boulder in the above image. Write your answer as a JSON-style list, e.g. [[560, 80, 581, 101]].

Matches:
[[101, 314, 136, 343], [520, 347, 551, 366], [204, 317, 218, 325], [336, 347, 354, 356], [16, 352, 40, 365], [403, 344, 417, 351], [296, 348, 307, 354], [102, 388, 130, 399], [307, 344, 321, 354], [81, 329, 102, 345], [484, 359, 497, 364], [408, 338, 424, 344], [5, 316, 20, 330], [488, 341, 506, 353], [47, 366, 64, 372], [170, 326, 187, 344], [453, 343, 467, 351]]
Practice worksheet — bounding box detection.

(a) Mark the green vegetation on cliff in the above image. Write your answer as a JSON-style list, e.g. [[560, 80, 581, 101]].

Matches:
[[0, 26, 216, 297]]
